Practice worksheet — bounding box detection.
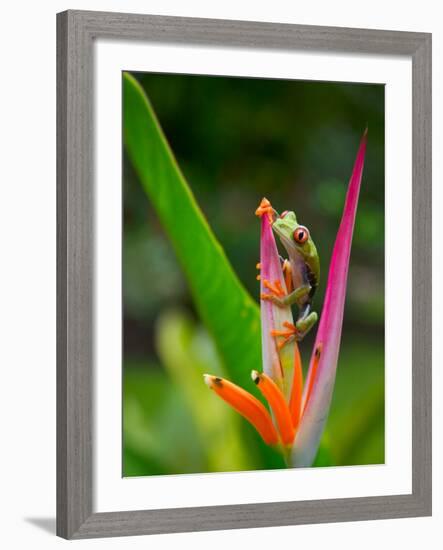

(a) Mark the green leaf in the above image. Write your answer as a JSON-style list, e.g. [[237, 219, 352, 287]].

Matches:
[[123, 72, 261, 391]]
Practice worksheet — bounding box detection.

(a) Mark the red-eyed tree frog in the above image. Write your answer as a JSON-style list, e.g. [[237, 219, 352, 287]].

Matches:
[[255, 199, 319, 341], [271, 210, 319, 338], [255, 206, 319, 341]]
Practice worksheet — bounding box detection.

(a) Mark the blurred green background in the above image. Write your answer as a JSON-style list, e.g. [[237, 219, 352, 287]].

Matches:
[[123, 72, 385, 476]]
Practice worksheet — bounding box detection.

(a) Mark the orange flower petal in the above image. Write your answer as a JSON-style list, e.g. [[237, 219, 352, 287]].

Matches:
[[251, 371, 295, 446], [204, 374, 279, 446]]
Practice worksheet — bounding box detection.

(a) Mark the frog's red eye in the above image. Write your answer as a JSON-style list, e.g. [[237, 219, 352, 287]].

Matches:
[[293, 226, 309, 244], [280, 210, 289, 218]]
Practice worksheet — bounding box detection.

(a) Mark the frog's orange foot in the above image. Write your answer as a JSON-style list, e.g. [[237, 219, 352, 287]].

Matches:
[[256, 262, 261, 281], [271, 321, 299, 350], [255, 197, 275, 224], [261, 279, 286, 298]]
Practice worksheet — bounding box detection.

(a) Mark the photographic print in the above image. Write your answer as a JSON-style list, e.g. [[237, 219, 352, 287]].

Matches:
[[122, 72, 385, 477]]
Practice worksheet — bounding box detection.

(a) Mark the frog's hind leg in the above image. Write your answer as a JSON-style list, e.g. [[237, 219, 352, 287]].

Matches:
[[271, 321, 299, 350], [295, 304, 318, 337], [281, 259, 293, 293], [296, 312, 318, 335]]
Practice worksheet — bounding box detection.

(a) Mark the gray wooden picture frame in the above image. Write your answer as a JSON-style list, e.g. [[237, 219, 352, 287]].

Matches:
[[57, 9, 432, 539]]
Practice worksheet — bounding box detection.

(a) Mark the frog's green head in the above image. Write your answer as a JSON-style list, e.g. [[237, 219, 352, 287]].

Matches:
[[272, 210, 315, 260]]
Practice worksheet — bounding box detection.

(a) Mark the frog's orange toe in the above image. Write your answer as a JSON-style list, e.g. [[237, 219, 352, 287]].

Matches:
[[262, 279, 286, 298], [271, 322, 299, 350]]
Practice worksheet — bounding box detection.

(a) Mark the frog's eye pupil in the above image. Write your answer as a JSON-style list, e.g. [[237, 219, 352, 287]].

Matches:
[[280, 210, 289, 218], [293, 226, 309, 244]]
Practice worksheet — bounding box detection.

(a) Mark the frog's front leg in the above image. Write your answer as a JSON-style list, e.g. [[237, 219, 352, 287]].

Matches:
[[256, 258, 293, 292], [261, 283, 311, 308]]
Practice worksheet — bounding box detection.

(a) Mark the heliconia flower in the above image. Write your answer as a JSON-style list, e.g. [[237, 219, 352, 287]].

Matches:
[[204, 130, 367, 466], [255, 198, 304, 432], [204, 201, 302, 451]]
